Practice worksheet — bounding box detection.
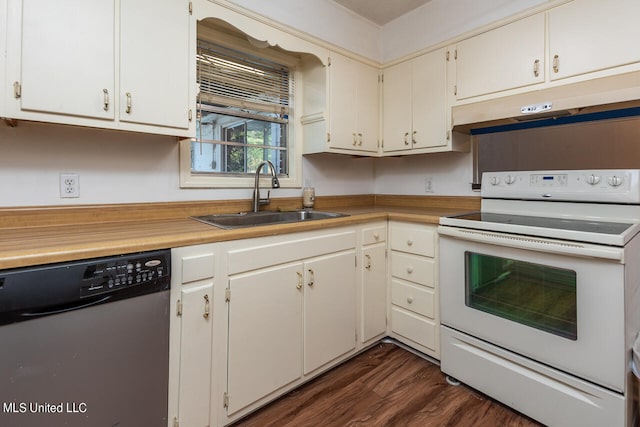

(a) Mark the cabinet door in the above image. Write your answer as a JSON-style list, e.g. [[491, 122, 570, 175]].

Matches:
[[120, 0, 190, 129], [304, 250, 356, 374], [176, 283, 213, 427], [548, 0, 640, 81], [362, 243, 387, 342], [355, 62, 380, 152], [328, 53, 359, 150], [455, 13, 545, 99], [227, 263, 302, 415], [382, 60, 412, 152], [19, 0, 115, 119], [412, 48, 448, 150]]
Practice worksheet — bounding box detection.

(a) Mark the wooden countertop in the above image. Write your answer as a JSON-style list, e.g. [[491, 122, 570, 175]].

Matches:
[[0, 195, 479, 270]]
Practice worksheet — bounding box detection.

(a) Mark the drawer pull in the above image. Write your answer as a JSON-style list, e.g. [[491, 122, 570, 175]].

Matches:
[[406, 239, 413, 246], [308, 268, 315, 287], [373, 232, 379, 241], [407, 297, 413, 304], [203, 294, 210, 319], [406, 267, 413, 274]]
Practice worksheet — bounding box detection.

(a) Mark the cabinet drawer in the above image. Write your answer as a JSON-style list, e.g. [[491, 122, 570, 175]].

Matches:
[[391, 252, 435, 287], [181, 253, 215, 284], [391, 279, 434, 318], [391, 307, 436, 351], [390, 224, 435, 256], [362, 224, 386, 245]]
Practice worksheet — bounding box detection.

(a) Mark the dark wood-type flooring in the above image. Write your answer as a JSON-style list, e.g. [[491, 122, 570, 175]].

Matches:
[[231, 341, 542, 427]]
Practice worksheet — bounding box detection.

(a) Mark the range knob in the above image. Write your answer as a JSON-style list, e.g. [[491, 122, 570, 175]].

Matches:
[[608, 175, 623, 187], [505, 175, 516, 185], [490, 176, 501, 186], [586, 174, 601, 185]]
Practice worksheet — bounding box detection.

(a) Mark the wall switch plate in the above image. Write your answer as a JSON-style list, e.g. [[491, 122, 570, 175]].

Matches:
[[60, 173, 79, 198]]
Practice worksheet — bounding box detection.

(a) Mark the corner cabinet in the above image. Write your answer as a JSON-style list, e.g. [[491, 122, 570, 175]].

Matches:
[[388, 222, 440, 360], [327, 52, 380, 153], [169, 244, 217, 427], [382, 47, 466, 155], [302, 51, 380, 155], [4, 0, 194, 137], [222, 228, 357, 421], [360, 222, 387, 343]]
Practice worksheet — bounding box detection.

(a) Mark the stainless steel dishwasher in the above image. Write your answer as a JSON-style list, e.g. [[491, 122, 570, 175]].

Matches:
[[0, 249, 171, 427]]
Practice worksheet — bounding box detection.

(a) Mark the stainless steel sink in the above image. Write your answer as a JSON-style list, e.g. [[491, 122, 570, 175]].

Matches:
[[192, 210, 348, 229]]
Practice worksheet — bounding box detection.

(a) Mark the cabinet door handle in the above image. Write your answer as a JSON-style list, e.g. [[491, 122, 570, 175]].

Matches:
[[125, 92, 132, 114], [352, 132, 357, 146], [533, 59, 540, 77], [412, 130, 417, 145], [296, 271, 303, 290], [358, 133, 363, 146], [103, 88, 109, 111], [307, 269, 315, 287], [365, 254, 371, 271], [403, 132, 409, 145], [553, 55, 560, 73], [203, 294, 210, 319]]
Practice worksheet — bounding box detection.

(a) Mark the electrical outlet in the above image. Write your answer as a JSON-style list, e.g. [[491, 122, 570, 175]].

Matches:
[[60, 173, 79, 198], [425, 176, 434, 193]]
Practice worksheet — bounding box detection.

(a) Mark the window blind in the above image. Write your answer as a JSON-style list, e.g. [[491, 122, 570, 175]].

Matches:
[[197, 39, 292, 117]]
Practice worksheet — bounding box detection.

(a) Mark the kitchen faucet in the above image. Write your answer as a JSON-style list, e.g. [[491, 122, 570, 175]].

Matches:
[[252, 160, 280, 212]]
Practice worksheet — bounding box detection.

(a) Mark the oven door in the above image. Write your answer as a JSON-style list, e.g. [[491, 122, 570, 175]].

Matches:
[[439, 226, 626, 392]]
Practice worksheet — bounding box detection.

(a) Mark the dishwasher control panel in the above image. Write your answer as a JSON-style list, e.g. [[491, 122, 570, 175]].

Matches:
[[81, 250, 170, 297]]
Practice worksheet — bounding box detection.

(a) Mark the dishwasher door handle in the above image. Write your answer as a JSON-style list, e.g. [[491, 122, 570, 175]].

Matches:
[[21, 295, 112, 318]]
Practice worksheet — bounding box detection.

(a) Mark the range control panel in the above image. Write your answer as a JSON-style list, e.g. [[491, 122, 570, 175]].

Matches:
[[81, 250, 170, 297], [481, 169, 640, 203]]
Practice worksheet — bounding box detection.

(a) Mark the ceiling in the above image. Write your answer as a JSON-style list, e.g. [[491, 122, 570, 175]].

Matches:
[[332, 0, 433, 25]]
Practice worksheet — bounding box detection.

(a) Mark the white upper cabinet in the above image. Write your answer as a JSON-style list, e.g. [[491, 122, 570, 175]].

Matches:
[[5, 0, 193, 136], [328, 52, 379, 153], [18, 0, 115, 120], [455, 13, 545, 100], [383, 48, 457, 154], [120, 0, 190, 129], [548, 0, 640, 81]]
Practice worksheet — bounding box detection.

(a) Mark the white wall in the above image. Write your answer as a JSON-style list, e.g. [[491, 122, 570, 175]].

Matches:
[[222, 0, 381, 60], [381, 0, 548, 62], [374, 152, 475, 196], [0, 121, 373, 207]]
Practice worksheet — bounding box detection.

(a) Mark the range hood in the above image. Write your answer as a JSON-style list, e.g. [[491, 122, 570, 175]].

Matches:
[[452, 71, 640, 134]]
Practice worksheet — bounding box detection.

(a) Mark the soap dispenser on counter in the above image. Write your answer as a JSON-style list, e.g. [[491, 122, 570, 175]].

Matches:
[[302, 187, 315, 209]]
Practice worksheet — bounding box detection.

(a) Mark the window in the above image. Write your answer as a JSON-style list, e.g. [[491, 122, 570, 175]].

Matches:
[[180, 25, 301, 188]]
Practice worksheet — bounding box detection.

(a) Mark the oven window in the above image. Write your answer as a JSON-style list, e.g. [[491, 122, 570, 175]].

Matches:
[[465, 252, 577, 340]]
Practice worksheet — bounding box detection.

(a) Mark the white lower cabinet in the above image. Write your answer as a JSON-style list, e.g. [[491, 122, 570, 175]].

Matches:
[[361, 222, 387, 343], [222, 228, 357, 423], [227, 263, 303, 415], [168, 221, 452, 427], [388, 221, 440, 359], [169, 244, 216, 427]]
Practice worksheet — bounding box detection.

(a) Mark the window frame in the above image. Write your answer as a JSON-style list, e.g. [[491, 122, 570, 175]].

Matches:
[[179, 23, 302, 189]]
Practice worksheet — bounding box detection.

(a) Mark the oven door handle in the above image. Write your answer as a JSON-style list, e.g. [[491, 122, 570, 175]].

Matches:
[[437, 226, 624, 261]]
